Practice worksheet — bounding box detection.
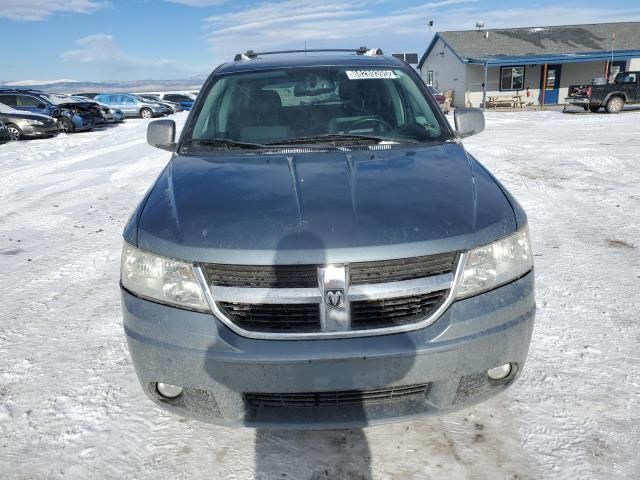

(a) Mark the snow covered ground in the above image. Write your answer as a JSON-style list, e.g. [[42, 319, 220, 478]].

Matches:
[[1, 110, 639, 479]]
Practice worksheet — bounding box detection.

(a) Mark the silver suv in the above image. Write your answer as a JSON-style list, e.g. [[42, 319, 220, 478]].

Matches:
[[94, 93, 169, 119]]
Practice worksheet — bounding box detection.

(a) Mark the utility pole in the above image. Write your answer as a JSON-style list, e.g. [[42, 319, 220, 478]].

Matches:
[[610, 31, 616, 81]]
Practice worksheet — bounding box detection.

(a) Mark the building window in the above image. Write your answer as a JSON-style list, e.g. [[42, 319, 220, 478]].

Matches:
[[500, 66, 525, 91], [426, 70, 434, 86], [609, 61, 626, 82]]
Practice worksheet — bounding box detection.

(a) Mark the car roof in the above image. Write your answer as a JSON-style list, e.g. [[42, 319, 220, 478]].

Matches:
[[215, 53, 407, 75]]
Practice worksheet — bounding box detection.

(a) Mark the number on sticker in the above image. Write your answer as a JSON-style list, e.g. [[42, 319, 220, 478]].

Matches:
[[346, 70, 397, 80]]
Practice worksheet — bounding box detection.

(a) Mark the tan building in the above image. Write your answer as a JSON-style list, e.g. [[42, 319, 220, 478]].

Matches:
[[418, 22, 640, 108]]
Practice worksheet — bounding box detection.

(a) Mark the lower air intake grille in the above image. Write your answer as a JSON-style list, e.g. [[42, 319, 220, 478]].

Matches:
[[351, 290, 448, 329], [245, 383, 428, 407], [218, 302, 321, 332]]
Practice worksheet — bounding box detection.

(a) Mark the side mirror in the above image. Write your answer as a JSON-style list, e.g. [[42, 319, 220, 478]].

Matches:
[[454, 108, 485, 138], [37, 103, 47, 109], [147, 119, 176, 151]]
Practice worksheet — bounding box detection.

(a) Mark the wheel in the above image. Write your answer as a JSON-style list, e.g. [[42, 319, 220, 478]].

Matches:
[[6, 124, 21, 141], [605, 96, 624, 114], [57, 116, 74, 133], [140, 108, 153, 119], [588, 105, 601, 113]]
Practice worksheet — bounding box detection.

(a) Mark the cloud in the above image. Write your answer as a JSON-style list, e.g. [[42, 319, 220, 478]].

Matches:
[[61, 34, 191, 79], [203, 0, 475, 62], [202, 0, 640, 65], [0, 0, 107, 21]]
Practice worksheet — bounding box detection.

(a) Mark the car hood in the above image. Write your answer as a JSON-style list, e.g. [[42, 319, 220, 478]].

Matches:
[[56, 101, 97, 110], [135, 143, 517, 264]]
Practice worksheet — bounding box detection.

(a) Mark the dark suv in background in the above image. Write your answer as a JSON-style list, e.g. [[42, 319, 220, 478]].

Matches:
[[0, 89, 95, 133]]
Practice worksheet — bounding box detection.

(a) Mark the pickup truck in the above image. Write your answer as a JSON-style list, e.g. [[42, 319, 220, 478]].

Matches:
[[565, 71, 639, 113], [121, 48, 535, 429]]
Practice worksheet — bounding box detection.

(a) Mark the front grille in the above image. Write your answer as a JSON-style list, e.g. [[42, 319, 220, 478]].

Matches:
[[218, 302, 321, 332], [351, 290, 448, 329], [205, 252, 458, 336], [349, 252, 457, 285], [203, 264, 317, 288], [245, 383, 428, 407]]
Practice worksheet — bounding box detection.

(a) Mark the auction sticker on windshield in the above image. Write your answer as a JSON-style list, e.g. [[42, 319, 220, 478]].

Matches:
[[346, 70, 397, 80]]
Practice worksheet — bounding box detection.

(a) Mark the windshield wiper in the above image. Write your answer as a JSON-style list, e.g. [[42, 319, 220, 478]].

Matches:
[[266, 134, 416, 145], [184, 138, 266, 150]]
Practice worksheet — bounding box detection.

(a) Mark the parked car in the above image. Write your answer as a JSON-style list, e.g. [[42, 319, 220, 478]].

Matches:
[[121, 49, 535, 429], [565, 71, 639, 113], [94, 93, 170, 119], [0, 102, 59, 140], [155, 92, 194, 110], [428, 85, 447, 110], [73, 96, 125, 124], [138, 94, 183, 113], [46, 93, 108, 128], [0, 89, 94, 133], [0, 120, 10, 144]]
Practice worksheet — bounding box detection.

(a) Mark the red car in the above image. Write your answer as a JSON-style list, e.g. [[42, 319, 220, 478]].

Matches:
[[428, 85, 446, 108]]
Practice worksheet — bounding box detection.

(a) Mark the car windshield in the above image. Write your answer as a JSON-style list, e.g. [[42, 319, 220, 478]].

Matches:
[[183, 65, 448, 150]]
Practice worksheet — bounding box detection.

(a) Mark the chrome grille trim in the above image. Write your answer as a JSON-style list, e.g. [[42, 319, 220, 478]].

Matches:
[[193, 252, 467, 340], [210, 286, 322, 304], [347, 274, 452, 301]]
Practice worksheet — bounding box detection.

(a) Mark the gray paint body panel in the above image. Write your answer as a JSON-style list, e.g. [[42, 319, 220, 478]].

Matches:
[[123, 271, 535, 428], [132, 143, 516, 263]]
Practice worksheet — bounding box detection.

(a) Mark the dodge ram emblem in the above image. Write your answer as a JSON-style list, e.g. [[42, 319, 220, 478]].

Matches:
[[325, 289, 344, 308]]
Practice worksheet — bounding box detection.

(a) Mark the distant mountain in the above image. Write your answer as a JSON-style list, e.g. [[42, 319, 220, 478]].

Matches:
[[1, 79, 79, 86], [0, 76, 207, 93]]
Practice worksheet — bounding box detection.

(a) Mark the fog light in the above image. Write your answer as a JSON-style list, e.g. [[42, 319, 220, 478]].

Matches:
[[487, 363, 512, 380], [156, 382, 183, 399]]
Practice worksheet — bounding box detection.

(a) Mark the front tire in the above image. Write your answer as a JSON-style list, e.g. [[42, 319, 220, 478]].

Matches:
[[605, 96, 624, 114], [140, 108, 153, 119], [6, 124, 21, 141], [589, 105, 601, 113], [57, 117, 75, 133]]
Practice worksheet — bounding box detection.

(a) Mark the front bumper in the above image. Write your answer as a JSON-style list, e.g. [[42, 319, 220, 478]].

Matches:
[[71, 115, 94, 131], [123, 271, 535, 429], [565, 97, 590, 105], [21, 123, 60, 138]]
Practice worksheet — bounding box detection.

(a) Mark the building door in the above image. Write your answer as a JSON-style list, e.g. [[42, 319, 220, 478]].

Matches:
[[540, 64, 562, 104]]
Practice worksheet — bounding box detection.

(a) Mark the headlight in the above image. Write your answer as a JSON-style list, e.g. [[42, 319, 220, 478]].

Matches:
[[121, 243, 208, 311], [456, 228, 533, 299], [22, 119, 44, 126]]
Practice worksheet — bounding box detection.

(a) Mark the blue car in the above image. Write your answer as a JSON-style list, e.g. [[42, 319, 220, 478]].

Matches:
[[0, 89, 95, 133], [122, 48, 535, 429], [157, 93, 194, 111]]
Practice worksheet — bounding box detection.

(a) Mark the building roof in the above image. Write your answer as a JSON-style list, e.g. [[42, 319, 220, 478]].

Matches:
[[419, 22, 640, 68]]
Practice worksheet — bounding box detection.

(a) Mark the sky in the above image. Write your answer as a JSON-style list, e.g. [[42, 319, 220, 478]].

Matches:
[[1, 0, 638, 82]]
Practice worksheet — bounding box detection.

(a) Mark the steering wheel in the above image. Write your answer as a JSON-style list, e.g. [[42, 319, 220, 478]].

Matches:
[[347, 117, 393, 134]]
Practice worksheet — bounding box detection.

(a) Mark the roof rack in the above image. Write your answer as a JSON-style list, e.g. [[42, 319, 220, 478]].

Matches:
[[233, 47, 383, 62]]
